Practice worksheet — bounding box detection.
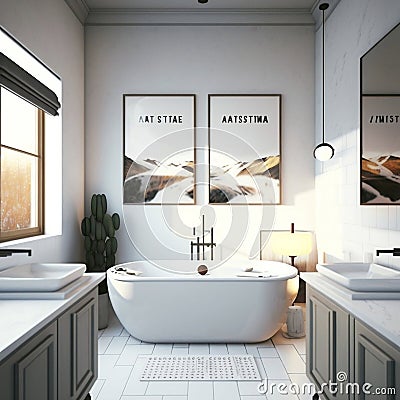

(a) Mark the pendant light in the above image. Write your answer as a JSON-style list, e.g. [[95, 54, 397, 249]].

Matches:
[[313, 3, 335, 161]]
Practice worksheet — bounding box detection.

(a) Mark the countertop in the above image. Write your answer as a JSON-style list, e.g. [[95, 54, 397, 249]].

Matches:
[[301, 272, 400, 349], [0, 273, 104, 363]]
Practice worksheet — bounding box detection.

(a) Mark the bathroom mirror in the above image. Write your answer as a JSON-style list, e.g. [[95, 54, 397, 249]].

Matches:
[[360, 22, 400, 205]]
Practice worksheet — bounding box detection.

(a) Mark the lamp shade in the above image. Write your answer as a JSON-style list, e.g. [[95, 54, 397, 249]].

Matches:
[[270, 231, 313, 256], [313, 142, 334, 161]]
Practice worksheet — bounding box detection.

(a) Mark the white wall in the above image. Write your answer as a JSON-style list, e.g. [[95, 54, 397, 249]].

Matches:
[[315, 0, 400, 268], [0, 0, 85, 266], [85, 24, 315, 265]]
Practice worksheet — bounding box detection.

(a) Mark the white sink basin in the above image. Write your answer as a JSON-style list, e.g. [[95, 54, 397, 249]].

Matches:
[[0, 263, 86, 292], [316, 263, 400, 292]]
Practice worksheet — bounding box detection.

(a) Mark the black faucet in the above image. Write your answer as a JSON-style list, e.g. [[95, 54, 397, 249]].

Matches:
[[190, 214, 216, 261], [0, 249, 32, 257], [376, 248, 400, 257]]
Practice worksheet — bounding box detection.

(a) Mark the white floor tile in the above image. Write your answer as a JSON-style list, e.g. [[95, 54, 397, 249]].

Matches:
[[98, 336, 112, 354], [121, 396, 162, 400], [120, 328, 131, 337], [105, 336, 129, 355], [275, 345, 305, 374], [89, 379, 105, 399], [289, 373, 316, 400], [188, 381, 213, 400], [101, 322, 124, 337], [255, 357, 267, 379], [98, 354, 119, 379], [188, 344, 209, 354], [101, 310, 124, 337], [117, 344, 155, 366], [209, 344, 228, 355], [257, 347, 279, 358], [123, 356, 149, 396], [227, 344, 247, 355], [213, 382, 240, 400], [300, 354, 306, 364], [271, 330, 294, 345], [153, 344, 173, 355], [256, 339, 274, 348], [264, 380, 299, 400], [272, 330, 305, 346], [292, 339, 306, 355], [146, 381, 188, 396], [238, 380, 265, 396], [127, 336, 142, 344], [172, 346, 189, 355], [245, 344, 261, 357], [98, 329, 104, 338], [173, 343, 189, 347], [96, 365, 132, 400], [163, 397, 188, 400], [261, 358, 289, 380]]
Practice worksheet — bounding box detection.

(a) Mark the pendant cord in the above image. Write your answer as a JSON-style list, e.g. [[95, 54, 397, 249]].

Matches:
[[322, 7, 325, 144]]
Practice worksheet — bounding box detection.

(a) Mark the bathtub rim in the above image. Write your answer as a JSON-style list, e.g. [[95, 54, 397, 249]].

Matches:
[[108, 260, 298, 282]]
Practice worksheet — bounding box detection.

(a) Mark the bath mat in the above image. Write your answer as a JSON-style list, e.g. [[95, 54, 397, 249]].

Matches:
[[140, 355, 261, 381]]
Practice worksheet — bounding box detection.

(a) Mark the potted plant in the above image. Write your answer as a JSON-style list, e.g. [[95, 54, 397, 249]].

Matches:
[[81, 194, 120, 329]]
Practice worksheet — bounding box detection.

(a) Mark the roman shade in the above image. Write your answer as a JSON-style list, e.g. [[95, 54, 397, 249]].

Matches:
[[0, 52, 60, 116]]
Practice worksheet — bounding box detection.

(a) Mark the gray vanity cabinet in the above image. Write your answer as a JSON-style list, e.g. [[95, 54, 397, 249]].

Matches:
[[355, 321, 400, 399], [307, 288, 353, 400], [58, 288, 98, 400], [307, 287, 400, 400], [0, 288, 98, 400], [0, 321, 58, 400]]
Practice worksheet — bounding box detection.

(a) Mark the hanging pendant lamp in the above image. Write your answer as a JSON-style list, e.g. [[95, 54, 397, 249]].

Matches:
[[313, 3, 335, 161]]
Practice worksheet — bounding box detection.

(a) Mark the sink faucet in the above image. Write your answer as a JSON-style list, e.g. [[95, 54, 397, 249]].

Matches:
[[190, 215, 216, 261], [376, 248, 400, 257], [0, 249, 32, 257]]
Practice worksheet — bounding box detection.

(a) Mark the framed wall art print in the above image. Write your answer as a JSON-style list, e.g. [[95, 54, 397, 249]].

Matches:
[[123, 94, 196, 205], [361, 95, 400, 205], [208, 94, 281, 205]]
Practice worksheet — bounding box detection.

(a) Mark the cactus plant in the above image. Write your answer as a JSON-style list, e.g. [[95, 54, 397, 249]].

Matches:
[[81, 194, 120, 294]]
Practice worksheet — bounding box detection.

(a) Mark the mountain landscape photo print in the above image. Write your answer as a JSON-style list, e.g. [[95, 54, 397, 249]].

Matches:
[[361, 95, 400, 205], [123, 95, 195, 205], [209, 94, 281, 204]]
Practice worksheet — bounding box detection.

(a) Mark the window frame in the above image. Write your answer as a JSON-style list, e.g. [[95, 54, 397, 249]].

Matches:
[[0, 99, 45, 242]]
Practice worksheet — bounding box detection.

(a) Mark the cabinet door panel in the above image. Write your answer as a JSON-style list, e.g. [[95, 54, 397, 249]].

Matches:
[[355, 321, 399, 400], [72, 297, 97, 396], [0, 322, 57, 400], [16, 334, 57, 400], [310, 295, 332, 385], [58, 288, 98, 400], [307, 288, 352, 400]]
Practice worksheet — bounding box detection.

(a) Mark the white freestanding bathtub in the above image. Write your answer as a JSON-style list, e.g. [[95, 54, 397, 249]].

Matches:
[[107, 260, 298, 343]]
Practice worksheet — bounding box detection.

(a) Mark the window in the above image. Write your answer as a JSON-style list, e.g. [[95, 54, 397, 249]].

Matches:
[[0, 27, 61, 242], [0, 87, 44, 241]]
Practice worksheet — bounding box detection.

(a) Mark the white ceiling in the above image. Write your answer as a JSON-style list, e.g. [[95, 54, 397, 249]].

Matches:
[[84, 0, 317, 10]]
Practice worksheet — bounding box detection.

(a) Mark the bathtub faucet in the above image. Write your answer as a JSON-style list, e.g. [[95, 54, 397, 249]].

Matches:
[[190, 215, 216, 261], [0, 248, 32, 257], [376, 248, 400, 257]]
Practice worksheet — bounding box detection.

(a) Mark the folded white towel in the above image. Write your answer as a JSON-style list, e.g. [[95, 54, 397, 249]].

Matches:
[[236, 272, 273, 278]]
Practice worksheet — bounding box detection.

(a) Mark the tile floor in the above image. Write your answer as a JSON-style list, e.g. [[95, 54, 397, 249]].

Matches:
[[91, 305, 313, 400]]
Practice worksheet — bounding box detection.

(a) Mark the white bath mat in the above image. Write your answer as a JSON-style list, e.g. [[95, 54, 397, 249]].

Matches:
[[140, 355, 261, 381]]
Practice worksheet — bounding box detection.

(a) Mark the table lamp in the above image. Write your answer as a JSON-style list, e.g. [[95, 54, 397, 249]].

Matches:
[[270, 223, 313, 270], [270, 223, 313, 339]]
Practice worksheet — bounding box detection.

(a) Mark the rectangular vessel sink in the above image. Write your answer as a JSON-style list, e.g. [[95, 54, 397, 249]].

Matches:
[[316, 263, 400, 292], [0, 263, 86, 292]]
